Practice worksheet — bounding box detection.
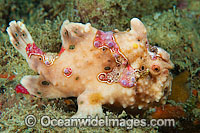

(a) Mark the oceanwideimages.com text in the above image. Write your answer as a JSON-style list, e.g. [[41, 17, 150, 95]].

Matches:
[[25, 115, 175, 129]]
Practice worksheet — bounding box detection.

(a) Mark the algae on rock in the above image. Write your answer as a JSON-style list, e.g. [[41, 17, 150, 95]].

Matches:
[[76, 0, 177, 31], [142, 9, 200, 74]]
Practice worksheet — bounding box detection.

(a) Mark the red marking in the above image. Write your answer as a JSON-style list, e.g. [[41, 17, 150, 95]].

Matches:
[[158, 53, 162, 58], [0, 74, 16, 80], [15, 84, 29, 94], [98, 73, 112, 84], [59, 46, 65, 56], [0, 74, 8, 78], [127, 65, 132, 71], [98, 73, 107, 81], [94, 30, 119, 53], [26, 42, 44, 57], [151, 104, 185, 119], [94, 30, 138, 87], [192, 90, 198, 97], [118, 65, 137, 88], [8, 75, 16, 80], [64, 67, 72, 77]]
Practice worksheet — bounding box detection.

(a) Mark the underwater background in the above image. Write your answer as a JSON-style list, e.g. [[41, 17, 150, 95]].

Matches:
[[0, 0, 199, 132]]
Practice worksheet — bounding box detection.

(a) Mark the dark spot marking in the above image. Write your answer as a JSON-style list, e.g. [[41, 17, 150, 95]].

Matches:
[[75, 77, 79, 80], [102, 47, 106, 51], [150, 46, 158, 53], [15, 42, 19, 47], [141, 66, 144, 70], [69, 45, 75, 50], [15, 32, 18, 37], [80, 101, 84, 104], [155, 68, 159, 72], [0, 86, 6, 94], [74, 29, 78, 34], [155, 43, 158, 46], [41, 81, 50, 85], [163, 87, 168, 96], [104, 66, 111, 70], [64, 30, 68, 36], [37, 92, 41, 95]]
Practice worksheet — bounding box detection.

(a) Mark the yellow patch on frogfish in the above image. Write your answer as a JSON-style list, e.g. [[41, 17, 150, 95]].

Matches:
[[89, 93, 103, 105], [133, 43, 139, 49]]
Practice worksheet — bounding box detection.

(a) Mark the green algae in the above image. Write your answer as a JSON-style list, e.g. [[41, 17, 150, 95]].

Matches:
[[76, 0, 177, 31], [0, 0, 76, 29], [0, 89, 157, 132], [0, 0, 177, 31], [0, 33, 35, 89], [142, 8, 200, 73]]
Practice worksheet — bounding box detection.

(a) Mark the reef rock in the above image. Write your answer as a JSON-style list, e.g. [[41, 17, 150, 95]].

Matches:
[[7, 18, 174, 118]]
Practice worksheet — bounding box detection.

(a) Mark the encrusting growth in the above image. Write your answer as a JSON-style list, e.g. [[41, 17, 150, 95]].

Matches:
[[6, 18, 174, 118]]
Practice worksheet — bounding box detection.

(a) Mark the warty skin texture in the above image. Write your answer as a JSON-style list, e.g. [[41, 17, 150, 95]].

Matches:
[[6, 18, 174, 118]]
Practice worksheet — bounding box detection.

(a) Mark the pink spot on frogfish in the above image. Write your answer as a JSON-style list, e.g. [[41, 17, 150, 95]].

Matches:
[[26, 42, 44, 57]]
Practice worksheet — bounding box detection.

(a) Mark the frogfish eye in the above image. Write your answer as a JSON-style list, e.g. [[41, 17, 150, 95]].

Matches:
[[152, 65, 160, 72]]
